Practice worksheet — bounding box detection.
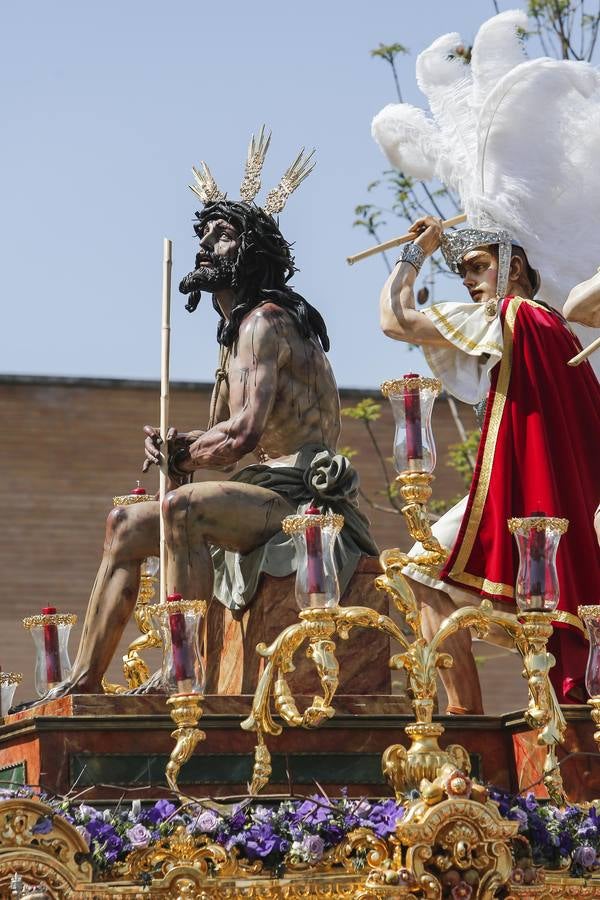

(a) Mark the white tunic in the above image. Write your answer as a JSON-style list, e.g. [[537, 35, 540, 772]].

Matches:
[[402, 301, 508, 619]]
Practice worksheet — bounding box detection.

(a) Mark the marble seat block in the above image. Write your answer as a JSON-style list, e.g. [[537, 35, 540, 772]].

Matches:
[[205, 556, 395, 696]]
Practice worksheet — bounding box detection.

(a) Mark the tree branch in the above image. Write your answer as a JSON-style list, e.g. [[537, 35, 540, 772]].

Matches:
[[364, 419, 403, 512], [358, 487, 401, 515]]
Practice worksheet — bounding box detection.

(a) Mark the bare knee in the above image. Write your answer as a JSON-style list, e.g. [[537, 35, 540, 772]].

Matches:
[[105, 506, 131, 545], [162, 486, 210, 532], [104, 505, 153, 560]]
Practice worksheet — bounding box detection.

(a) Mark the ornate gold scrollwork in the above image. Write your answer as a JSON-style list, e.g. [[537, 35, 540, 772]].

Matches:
[[165, 694, 206, 795], [122, 569, 162, 689], [0, 798, 93, 897]]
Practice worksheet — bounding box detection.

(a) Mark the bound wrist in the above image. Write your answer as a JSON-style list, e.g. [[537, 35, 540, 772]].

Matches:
[[168, 447, 193, 481]]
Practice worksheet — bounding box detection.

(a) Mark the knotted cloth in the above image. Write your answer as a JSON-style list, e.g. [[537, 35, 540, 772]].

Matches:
[[211, 444, 379, 613]]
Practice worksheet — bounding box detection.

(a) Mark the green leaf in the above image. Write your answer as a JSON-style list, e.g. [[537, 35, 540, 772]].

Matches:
[[341, 398, 382, 422]]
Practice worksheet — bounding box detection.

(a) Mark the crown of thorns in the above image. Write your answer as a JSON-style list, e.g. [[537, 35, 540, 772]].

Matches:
[[189, 126, 315, 215]]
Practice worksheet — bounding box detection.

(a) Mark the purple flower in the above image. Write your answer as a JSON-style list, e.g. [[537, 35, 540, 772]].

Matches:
[[252, 805, 272, 823], [102, 833, 125, 865], [78, 804, 102, 821], [360, 799, 404, 838], [508, 808, 528, 831], [126, 823, 152, 849], [294, 796, 331, 825], [190, 809, 221, 834], [574, 845, 597, 868], [32, 816, 53, 835], [300, 834, 324, 862], [86, 820, 116, 842], [577, 817, 598, 841], [524, 793, 538, 812], [145, 799, 176, 824]]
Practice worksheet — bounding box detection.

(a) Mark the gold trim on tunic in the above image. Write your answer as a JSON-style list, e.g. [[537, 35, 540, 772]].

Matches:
[[428, 305, 503, 355], [446, 296, 520, 596]]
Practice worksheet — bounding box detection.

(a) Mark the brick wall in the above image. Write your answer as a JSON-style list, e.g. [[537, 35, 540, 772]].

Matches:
[[0, 376, 476, 699]]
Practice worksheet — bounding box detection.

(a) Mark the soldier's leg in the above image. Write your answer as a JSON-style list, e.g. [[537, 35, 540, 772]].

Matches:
[[162, 480, 296, 600], [411, 579, 484, 715], [65, 500, 160, 693]]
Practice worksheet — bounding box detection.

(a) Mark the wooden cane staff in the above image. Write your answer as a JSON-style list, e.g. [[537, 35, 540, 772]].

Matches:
[[568, 335, 600, 366], [159, 238, 173, 604], [346, 213, 467, 265]]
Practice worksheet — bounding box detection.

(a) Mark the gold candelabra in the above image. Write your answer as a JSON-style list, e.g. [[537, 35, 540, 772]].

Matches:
[[147, 596, 208, 795], [165, 693, 205, 794], [242, 545, 567, 802], [243, 376, 569, 804]]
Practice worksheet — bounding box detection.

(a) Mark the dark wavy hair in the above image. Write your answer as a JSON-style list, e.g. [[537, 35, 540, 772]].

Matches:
[[185, 200, 330, 352]]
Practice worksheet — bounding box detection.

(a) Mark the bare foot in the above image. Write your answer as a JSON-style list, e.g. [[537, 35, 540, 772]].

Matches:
[[9, 678, 81, 713]]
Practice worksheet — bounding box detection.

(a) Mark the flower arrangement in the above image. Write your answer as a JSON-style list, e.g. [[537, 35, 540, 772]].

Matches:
[[490, 787, 600, 878], [3, 784, 600, 883], [0, 787, 403, 878]]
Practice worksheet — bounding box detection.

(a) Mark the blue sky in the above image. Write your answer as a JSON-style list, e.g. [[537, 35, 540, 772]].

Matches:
[[2, 0, 525, 388]]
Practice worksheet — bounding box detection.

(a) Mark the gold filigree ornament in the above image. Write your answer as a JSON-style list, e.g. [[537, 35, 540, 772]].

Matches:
[[508, 517, 569, 534], [165, 693, 206, 795], [22, 613, 77, 629], [0, 798, 93, 896], [354, 792, 518, 899], [380, 376, 442, 397], [282, 512, 345, 535]]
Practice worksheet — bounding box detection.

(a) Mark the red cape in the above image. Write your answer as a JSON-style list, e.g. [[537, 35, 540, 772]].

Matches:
[[440, 296, 600, 702]]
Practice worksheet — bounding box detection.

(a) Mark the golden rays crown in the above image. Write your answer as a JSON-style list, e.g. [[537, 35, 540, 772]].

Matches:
[[189, 126, 315, 216]]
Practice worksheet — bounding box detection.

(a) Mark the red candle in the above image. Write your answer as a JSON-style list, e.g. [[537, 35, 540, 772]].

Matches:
[[42, 606, 61, 685], [528, 511, 547, 608], [403, 373, 423, 466], [305, 505, 326, 603], [131, 481, 146, 496], [167, 593, 194, 692]]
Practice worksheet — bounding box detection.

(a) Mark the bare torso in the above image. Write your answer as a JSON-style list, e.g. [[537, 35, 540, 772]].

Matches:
[[191, 301, 340, 471]]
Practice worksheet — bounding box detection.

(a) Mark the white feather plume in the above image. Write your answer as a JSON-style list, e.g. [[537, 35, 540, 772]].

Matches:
[[371, 104, 438, 180], [372, 10, 600, 316], [470, 9, 528, 112], [415, 33, 476, 196]]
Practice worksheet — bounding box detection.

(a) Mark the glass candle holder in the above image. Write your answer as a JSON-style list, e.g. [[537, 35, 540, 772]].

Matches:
[[0, 673, 22, 716], [23, 608, 77, 696], [381, 375, 441, 474], [508, 516, 569, 612], [153, 594, 207, 695], [282, 507, 344, 611], [578, 606, 600, 698]]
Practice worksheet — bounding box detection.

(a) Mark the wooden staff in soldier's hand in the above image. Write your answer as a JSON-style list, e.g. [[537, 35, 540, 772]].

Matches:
[[159, 238, 173, 604], [568, 335, 600, 366], [346, 213, 467, 266]]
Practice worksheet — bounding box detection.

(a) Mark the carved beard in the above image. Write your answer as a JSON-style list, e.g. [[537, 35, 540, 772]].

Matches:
[[179, 251, 238, 311]]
